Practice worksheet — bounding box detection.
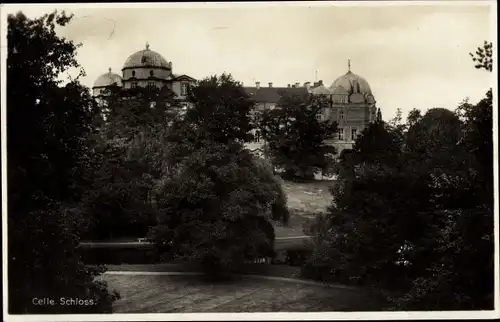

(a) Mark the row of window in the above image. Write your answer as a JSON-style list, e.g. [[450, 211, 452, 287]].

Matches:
[[131, 70, 156, 77], [129, 81, 189, 96], [131, 81, 154, 88], [316, 111, 346, 121], [337, 128, 357, 141], [252, 128, 357, 143]]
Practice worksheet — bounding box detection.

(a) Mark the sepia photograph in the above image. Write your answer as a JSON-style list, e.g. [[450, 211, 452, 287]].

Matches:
[[1, 1, 498, 321]]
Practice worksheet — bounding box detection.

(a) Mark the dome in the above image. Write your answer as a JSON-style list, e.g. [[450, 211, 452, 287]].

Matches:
[[93, 68, 122, 88], [122, 43, 170, 70], [310, 85, 331, 95], [329, 70, 372, 95]]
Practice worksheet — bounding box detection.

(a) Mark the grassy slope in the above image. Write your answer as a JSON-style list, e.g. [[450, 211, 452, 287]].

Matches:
[[273, 180, 334, 238]]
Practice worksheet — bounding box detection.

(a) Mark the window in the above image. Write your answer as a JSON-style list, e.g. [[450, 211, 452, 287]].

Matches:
[[131, 81, 137, 89], [351, 128, 357, 140], [339, 111, 344, 120], [254, 130, 260, 142], [338, 128, 344, 140], [132, 70, 136, 77], [150, 70, 154, 77], [316, 113, 322, 121], [181, 83, 188, 96], [148, 81, 155, 87]]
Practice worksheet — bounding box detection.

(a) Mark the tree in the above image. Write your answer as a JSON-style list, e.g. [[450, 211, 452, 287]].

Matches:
[[81, 85, 181, 240], [151, 142, 289, 274], [258, 94, 337, 181], [184, 73, 255, 143], [303, 121, 417, 288], [149, 75, 289, 276], [398, 42, 494, 309], [351, 120, 403, 167], [469, 40, 493, 72], [376, 108, 383, 122], [388, 108, 403, 128], [304, 41, 495, 310], [406, 108, 422, 128], [7, 11, 118, 313]]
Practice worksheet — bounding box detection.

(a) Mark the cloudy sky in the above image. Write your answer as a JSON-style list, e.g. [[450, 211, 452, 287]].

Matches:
[[3, 1, 496, 120]]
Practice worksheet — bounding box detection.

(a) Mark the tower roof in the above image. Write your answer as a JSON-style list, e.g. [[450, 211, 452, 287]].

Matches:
[[93, 68, 122, 88], [329, 60, 372, 95], [122, 43, 170, 70]]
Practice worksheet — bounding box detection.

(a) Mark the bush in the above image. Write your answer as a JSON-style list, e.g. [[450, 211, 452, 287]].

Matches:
[[284, 247, 313, 266]]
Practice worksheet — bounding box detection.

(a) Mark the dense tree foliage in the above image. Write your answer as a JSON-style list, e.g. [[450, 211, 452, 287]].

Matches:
[[184, 73, 256, 143], [149, 75, 289, 275], [7, 11, 118, 313], [303, 42, 494, 310], [81, 86, 180, 240], [470, 40, 493, 72], [258, 94, 337, 181]]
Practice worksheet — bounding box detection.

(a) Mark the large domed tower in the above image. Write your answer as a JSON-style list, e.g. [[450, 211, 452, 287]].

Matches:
[[121, 43, 173, 89], [325, 60, 378, 154]]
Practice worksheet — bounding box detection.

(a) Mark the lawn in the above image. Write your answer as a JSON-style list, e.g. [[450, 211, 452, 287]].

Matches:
[[79, 179, 332, 259], [99, 273, 384, 313], [273, 180, 335, 238]]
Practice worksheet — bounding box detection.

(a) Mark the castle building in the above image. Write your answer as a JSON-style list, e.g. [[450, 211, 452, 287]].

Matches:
[[243, 61, 378, 156], [92, 43, 196, 101], [242, 83, 309, 153], [93, 48, 377, 157], [313, 61, 378, 155]]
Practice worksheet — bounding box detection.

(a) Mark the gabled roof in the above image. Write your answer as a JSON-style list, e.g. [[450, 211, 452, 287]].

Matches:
[[243, 87, 309, 104], [172, 74, 197, 82]]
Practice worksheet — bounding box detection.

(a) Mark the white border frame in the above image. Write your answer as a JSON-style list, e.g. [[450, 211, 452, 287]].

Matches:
[[1, 1, 498, 321]]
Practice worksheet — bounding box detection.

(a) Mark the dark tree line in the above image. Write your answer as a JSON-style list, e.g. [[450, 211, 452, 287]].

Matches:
[[258, 94, 337, 181], [303, 41, 494, 310], [7, 11, 119, 313], [7, 10, 289, 313]]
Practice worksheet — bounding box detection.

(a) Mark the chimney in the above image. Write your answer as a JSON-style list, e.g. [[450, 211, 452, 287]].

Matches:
[[304, 82, 311, 89], [268, 82, 273, 88], [256, 81, 260, 89], [295, 82, 300, 88], [287, 84, 291, 88], [318, 80, 323, 86]]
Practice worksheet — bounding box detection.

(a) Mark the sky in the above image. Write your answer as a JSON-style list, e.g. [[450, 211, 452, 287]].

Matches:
[[2, 1, 496, 121]]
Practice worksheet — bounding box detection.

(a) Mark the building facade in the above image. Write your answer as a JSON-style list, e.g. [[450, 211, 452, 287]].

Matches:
[[93, 50, 377, 158], [92, 43, 196, 101], [242, 82, 309, 155], [314, 64, 378, 155], [243, 62, 378, 156]]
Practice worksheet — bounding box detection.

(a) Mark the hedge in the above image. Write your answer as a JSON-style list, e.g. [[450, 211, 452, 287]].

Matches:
[[79, 243, 312, 266]]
